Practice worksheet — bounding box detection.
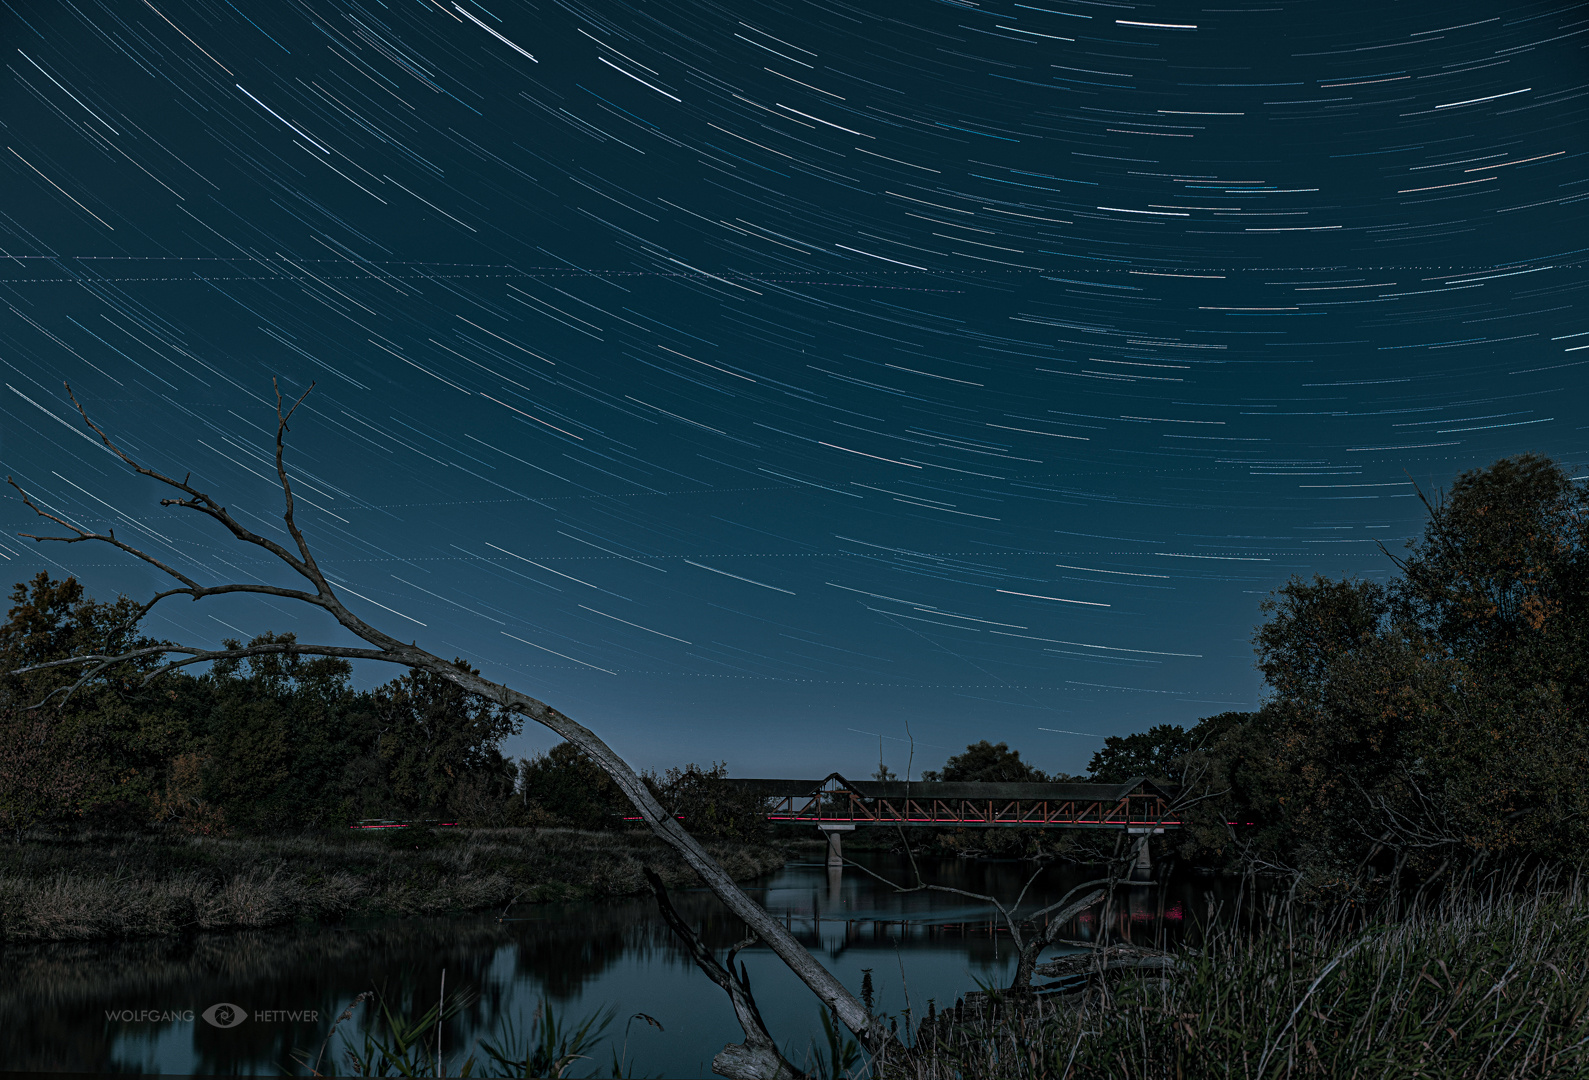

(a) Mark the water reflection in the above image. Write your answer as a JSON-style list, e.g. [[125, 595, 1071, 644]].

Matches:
[[0, 853, 1229, 1076]]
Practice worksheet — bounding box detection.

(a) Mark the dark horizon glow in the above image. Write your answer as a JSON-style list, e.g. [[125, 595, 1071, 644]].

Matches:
[[0, 0, 1584, 779]]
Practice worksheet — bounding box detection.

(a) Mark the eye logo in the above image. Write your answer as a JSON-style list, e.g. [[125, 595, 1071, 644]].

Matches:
[[202, 1003, 247, 1029]]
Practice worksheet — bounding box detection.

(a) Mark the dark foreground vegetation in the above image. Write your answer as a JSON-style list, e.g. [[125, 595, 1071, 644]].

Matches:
[[306, 871, 1588, 1079], [882, 875, 1589, 1080]]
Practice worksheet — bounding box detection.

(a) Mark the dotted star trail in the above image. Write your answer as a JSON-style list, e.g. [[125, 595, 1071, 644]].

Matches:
[[1, 0, 1584, 775]]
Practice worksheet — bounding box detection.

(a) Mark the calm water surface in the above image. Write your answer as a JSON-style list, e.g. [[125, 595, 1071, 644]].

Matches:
[[1, 852, 1228, 1077]]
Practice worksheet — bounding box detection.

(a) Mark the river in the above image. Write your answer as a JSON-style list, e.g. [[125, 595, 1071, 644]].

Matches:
[[0, 851, 1231, 1077]]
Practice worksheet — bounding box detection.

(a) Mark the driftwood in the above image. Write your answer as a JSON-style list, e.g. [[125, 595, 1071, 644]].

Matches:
[[1033, 943, 1185, 982], [5, 382, 895, 1079]]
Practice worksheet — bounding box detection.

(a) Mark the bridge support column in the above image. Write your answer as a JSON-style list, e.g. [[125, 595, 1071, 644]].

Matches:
[[818, 823, 855, 868], [1127, 827, 1161, 881]]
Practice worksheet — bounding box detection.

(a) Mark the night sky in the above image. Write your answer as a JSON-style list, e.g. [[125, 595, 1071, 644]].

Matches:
[[1, 0, 1585, 779]]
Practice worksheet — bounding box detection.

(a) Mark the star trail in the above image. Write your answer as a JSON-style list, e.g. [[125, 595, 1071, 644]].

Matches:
[[1, 0, 1585, 776]]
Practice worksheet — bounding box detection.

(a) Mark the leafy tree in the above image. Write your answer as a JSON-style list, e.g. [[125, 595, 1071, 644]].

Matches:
[[0, 572, 151, 674], [1395, 453, 1588, 683], [1172, 709, 1285, 868], [519, 740, 632, 826], [1230, 454, 1589, 888], [150, 750, 227, 835], [919, 739, 1075, 857], [923, 740, 1047, 783], [646, 762, 770, 841], [200, 632, 373, 831], [0, 577, 536, 836], [371, 659, 521, 818], [1087, 723, 1198, 784], [0, 711, 93, 840], [0, 573, 192, 834], [517, 748, 768, 838]]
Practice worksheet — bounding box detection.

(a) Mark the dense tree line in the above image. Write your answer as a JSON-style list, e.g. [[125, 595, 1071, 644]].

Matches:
[[925, 452, 1585, 892]]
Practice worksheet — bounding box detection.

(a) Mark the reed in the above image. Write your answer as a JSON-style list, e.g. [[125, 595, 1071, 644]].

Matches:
[[295, 985, 621, 1078], [876, 875, 1589, 1080]]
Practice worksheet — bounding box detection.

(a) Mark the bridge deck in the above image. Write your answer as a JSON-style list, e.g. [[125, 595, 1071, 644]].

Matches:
[[723, 775, 1180, 830]]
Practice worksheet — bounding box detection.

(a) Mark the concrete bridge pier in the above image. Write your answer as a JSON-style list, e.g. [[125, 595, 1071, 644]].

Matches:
[[1128, 828, 1159, 881], [818, 823, 854, 868]]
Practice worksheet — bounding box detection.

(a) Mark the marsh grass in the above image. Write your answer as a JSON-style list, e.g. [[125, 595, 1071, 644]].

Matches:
[[0, 826, 790, 942], [876, 876, 1589, 1080]]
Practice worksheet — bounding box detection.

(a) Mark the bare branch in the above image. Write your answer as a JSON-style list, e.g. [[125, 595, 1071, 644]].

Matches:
[[1027, 876, 1116, 923], [8, 475, 206, 593], [272, 377, 322, 574], [838, 856, 1030, 952], [724, 930, 760, 974], [62, 383, 314, 576], [1009, 860, 1052, 915], [11, 642, 398, 710], [1039, 888, 1109, 947], [5, 475, 325, 611]]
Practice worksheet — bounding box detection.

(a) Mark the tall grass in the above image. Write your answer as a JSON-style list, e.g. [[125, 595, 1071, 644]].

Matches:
[[879, 876, 1589, 1079], [0, 826, 791, 942]]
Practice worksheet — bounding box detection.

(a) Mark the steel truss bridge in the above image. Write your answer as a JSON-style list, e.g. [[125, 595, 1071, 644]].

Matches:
[[722, 774, 1181, 832]]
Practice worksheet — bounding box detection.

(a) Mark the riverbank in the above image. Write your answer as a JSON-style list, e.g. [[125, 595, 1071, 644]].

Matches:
[[0, 827, 801, 943]]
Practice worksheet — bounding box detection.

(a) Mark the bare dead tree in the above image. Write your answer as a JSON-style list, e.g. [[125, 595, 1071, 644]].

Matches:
[[5, 382, 895, 1079]]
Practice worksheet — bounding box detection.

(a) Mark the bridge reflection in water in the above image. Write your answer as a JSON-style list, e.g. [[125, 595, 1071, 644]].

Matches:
[[772, 890, 1188, 951], [749, 851, 1211, 965]]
